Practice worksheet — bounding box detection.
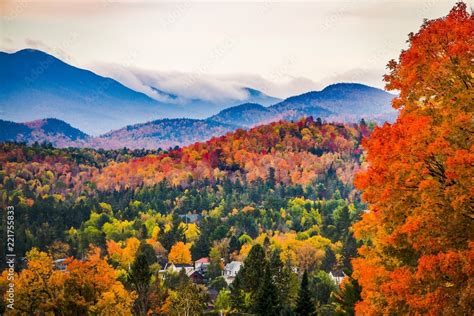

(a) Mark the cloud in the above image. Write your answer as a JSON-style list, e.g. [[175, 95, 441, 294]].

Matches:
[[91, 62, 322, 104], [92, 63, 387, 104], [91, 64, 247, 103]]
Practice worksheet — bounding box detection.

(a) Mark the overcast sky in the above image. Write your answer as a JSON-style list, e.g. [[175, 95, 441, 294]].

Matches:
[[1, 0, 471, 98]]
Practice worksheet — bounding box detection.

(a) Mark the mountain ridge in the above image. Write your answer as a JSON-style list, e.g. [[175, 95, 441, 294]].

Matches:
[[0, 49, 184, 135], [0, 49, 396, 149], [0, 81, 396, 149], [0, 118, 89, 147]]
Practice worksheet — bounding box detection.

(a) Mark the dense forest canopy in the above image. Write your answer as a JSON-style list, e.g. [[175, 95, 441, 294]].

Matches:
[[0, 118, 368, 314]]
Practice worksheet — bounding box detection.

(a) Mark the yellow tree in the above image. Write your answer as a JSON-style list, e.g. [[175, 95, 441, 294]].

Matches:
[[107, 237, 141, 270], [3, 248, 66, 314], [168, 242, 192, 264]]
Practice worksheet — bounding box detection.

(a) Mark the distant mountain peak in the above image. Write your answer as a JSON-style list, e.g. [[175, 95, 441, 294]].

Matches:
[[271, 82, 395, 119], [10, 48, 51, 56], [0, 48, 184, 135], [95, 117, 238, 149], [243, 87, 265, 97], [323, 82, 376, 90], [219, 102, 269, 113]]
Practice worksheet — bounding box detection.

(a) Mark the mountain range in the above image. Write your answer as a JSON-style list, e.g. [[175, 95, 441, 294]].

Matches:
[[0, 49, 280, 134], [0, 48, 396, 149], [0, 49, 190, 135]]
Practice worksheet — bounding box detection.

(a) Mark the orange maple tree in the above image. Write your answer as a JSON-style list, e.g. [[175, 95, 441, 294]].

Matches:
[[352, 3, 473, 314]]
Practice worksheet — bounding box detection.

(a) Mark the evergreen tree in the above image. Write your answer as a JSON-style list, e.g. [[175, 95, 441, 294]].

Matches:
[[270, 249, 298, 309], [229, 235, 240, 254], [320, 246, 337, 272], [334, 205, 351, 240], [310, 271, 337, 307], [128, 242, 155, 316], [158, 214, 185, 251], [267, 167, 276, 189], [295, 271, 315, 316], [341, 233, 359, 273], [239, 244, 266, 293], [231, 244, 266, 312], [230, 272, 248, 312], [263, 235, 271, 255], [254, 263, 279, 315]]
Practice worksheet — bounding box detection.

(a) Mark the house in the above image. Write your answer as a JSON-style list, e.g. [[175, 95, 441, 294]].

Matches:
[[178, 214, 201, 224], [223, 261, 242, 284], [195, 257, 210, 273], [159, 262, 207, 284], [329, 270, 346, 285], [187, 269, 206, 284], [54, 258, 68, 271], [160, 262, 195, 275]]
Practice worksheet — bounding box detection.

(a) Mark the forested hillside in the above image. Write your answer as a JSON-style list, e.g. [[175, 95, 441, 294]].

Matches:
[[0, 118, 89, 146], [96, 117, 370, 190], [93, 118, 239, 150], [0, 117, 369, 314]]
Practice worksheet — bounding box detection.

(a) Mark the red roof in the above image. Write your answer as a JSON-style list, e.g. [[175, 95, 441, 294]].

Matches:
[[196, 257, 210, 263]]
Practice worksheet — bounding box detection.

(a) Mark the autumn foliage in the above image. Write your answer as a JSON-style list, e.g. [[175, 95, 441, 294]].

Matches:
[[168, 241, 192, 264], [95, 118, 369, 190], [1, 248, 135, 315], [353, 3, 473, 314]]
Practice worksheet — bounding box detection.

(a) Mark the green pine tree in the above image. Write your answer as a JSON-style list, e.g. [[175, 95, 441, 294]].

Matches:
[[254, 263, 279, 315], [295, 270, 315, 316], [239, 244, 266, 293], [128, 242, 155, 316], [269, 249, 298, 309], [321, 246, 337, 272]]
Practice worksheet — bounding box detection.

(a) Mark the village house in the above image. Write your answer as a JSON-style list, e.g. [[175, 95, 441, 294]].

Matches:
[[159, 262, 207, 284], [194, 257, 210, 273], [222, 261, 242, 284], [329, 270, 346, 285], [178, 213, 201, 224]]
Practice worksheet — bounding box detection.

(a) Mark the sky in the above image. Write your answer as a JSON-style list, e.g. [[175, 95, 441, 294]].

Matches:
[[1, 0, 471, 98]]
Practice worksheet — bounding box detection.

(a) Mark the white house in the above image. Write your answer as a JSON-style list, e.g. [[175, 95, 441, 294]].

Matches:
[[329, 270, 346, 285], [159, 262, 194, 277], [223, 261, 242, 284]]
